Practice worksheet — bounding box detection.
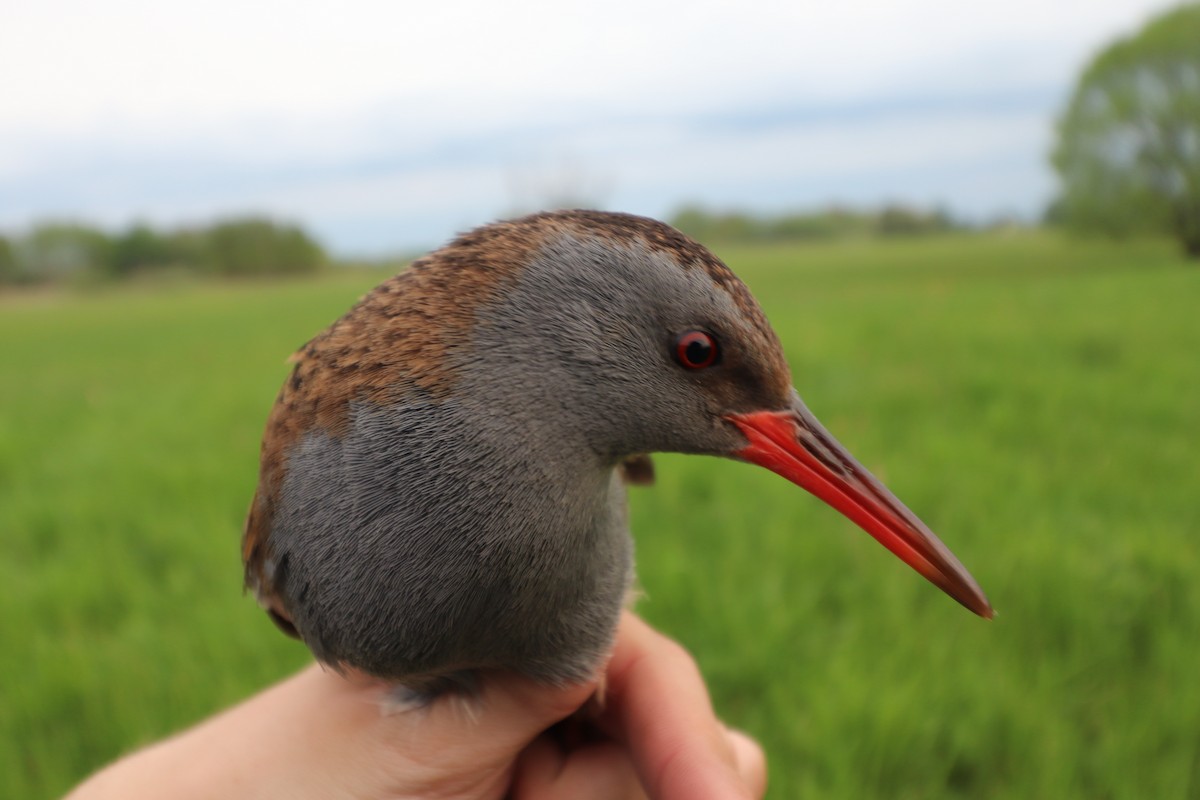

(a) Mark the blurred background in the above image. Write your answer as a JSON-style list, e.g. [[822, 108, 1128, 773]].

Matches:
[[3, 1, 1198, 797]]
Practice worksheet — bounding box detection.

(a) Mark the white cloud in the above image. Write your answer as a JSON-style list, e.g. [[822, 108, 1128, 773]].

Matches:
[[2, 0, 1176, 130], [0, 0, 1182, 250]]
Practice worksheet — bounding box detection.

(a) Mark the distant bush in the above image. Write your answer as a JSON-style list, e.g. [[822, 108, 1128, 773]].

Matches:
[[669, 203, 964, 243], [0, 235, 21, 284], [203, 218, 326, 277], [0, 217, 328, 286], [18, 222, 114, 283], [107, 224, 183, 277]]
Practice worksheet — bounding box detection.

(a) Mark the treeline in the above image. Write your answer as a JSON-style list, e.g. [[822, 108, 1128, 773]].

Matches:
[[0, 217, 327, 286], [0, 205, 990, 288], [668, 203, 967, 243]]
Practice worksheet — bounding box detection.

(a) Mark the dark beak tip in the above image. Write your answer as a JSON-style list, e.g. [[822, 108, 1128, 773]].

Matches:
[[963, 597, 995, 620], [977, 598, 996, 620], [948, 578, 993, 619]]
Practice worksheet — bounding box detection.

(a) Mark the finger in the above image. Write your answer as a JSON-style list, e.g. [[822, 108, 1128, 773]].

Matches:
[[457, 671, 600, 751], [725, 729, 767, 798], [513, 737, 647, 800], [356, 667, 600, 772], [601, 612, 754, 800], [511, 735, 568, 796]]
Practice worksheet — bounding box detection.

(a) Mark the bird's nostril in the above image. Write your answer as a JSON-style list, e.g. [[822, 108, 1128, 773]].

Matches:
[[798, 432, 851, 478]]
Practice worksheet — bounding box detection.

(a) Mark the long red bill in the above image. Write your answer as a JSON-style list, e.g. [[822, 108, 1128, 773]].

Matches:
[[726, 397, 992, 618]]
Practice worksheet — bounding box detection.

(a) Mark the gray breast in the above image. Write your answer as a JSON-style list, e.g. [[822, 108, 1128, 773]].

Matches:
[[269, 394, 634, 683]]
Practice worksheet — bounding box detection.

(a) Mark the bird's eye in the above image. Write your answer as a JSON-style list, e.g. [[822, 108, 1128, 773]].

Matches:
[[674, 330, 720, 369]]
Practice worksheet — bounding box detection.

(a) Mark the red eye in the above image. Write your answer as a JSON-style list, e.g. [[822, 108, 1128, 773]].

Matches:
[[675, 330, 719, 369]]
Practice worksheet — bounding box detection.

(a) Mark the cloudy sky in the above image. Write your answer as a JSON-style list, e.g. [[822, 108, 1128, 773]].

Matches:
[[0, 0, 1181, 254]]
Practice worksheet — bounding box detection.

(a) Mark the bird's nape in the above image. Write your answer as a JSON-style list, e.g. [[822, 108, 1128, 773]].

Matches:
[[726, 393, 993, 618]]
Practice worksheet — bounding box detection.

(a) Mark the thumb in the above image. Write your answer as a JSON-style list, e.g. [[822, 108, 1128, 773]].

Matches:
[[384, 670, 600, 761], [464, 671, 600, 751], [355, 670, 602, 800]]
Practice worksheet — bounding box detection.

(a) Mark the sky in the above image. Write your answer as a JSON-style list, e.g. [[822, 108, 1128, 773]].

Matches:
[[0, 0, 1183, 255]]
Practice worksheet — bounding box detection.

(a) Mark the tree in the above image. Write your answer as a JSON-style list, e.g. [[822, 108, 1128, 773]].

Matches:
[[108, 223, 177, 276], [1052, 3, 1200, 258], [0, 235, 19, 285], [20, 222, 113, 281], [204, 217, 326, 276]]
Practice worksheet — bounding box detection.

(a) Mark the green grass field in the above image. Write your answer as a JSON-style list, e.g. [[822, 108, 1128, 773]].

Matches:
[[3, 231, 1198, 798]]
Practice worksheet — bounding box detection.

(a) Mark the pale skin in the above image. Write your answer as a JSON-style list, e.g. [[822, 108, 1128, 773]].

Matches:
[[67, 612, 766, 800]]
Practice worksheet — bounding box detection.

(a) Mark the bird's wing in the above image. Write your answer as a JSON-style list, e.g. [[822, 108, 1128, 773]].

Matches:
[[619, 454, 655, 486], [242, 488, 301, 638]]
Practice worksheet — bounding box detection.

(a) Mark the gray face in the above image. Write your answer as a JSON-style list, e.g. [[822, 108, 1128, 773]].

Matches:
[[462, 231, 789, 465]]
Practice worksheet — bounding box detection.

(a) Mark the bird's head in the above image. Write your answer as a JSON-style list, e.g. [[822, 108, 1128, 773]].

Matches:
[[454, 210, 992, 618]]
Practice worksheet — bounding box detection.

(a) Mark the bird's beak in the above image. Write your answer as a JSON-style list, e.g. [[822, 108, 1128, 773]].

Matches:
[[725, 396, 993, 618]]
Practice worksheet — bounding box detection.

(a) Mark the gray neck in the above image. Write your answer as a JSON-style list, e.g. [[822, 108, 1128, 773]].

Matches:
[[273, 382, 632, 682]]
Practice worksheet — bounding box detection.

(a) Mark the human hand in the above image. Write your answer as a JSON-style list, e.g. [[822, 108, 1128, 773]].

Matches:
[[67, 611, 765, 800], [511, 611, 766, 799]]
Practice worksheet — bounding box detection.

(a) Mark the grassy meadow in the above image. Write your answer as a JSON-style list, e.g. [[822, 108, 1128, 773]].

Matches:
[[3, 231, 1199, 798]]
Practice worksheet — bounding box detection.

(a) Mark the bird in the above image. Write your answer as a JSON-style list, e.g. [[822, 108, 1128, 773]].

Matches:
[[242, 209, 991, 703]]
